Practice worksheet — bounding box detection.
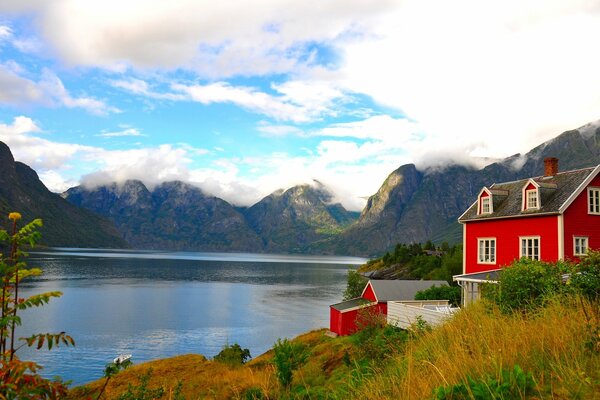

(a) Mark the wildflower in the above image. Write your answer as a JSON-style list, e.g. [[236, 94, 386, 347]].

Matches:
[[8, 212, 21, 221]]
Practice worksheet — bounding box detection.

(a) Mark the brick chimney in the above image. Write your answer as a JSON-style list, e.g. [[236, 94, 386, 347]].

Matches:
[[544, 157, 559, 176]]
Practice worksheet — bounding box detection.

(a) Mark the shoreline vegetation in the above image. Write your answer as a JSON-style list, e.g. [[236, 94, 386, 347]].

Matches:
[[68, 251, 599, 400]]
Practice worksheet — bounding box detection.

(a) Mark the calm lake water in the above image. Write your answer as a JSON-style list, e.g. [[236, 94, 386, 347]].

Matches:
[[16, 249, 366, 386]]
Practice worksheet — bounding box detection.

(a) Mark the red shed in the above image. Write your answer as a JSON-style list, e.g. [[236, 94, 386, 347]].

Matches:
[[329, 279, 448, 336], [454, 158, 600, 305]]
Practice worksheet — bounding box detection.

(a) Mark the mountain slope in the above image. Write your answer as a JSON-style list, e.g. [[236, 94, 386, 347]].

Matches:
[[243, 181, 359, 252], [333, 122, 600, 256], [64, 180, 264, 251], [0, 142, 127, 248]]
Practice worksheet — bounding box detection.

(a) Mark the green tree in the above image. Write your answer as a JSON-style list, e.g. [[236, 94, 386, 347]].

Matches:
[[415, 285, 461, 306], [343, 269, 368, 300], [214, 343, 252, 365], [0, 212, 74, 398]]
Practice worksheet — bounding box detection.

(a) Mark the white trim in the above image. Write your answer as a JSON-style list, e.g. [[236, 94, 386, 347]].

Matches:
[[520, 236, 541, 260], [559, 165, 600, 213], [573, 236, 589, 257], [462, 224, 467, 274], [557, 214, 564, 260], [588, 187, 600, 215], [477, 237, 496, 264]]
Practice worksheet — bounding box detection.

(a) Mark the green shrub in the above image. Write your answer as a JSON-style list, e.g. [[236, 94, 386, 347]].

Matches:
[[343, 269, 368, 300], [569, 250, 600, 303], [117, 369, 165, 400], [214, 343, 251, 365], [351, 307, 408, 361], [415, 284, 461, 306], [272, 338, 309, 388], [483, 258, 569, 313], [433, 364, 538, 399], [243, 386, 265, 400]]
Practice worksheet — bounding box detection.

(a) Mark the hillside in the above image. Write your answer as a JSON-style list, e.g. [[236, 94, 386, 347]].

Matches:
[[0, 142, 126, 248], [332, 121, 600, 255], [68, 297, 599, 399]]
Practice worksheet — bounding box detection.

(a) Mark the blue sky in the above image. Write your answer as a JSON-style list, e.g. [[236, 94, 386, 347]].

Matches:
[[1, 1, 599, 210]]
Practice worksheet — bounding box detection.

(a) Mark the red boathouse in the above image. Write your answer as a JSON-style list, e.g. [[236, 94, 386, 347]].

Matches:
[[329, 279, 448, 336], [454, 158, 600, 305]]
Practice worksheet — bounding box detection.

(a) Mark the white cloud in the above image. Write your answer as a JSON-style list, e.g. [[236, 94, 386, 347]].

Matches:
[[339, 0, 600, 162], [97, 128, 145, 138], [39, 69, 120, 115], [0, 0, 391, 76]]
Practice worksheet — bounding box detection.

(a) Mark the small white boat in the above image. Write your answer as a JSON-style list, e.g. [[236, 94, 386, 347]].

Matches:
[[113, 354, 132, 364]]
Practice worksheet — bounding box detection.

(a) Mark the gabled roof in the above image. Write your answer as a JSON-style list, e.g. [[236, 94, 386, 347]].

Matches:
[[363, 279, 449, 302], [459, 165, 600, 222]]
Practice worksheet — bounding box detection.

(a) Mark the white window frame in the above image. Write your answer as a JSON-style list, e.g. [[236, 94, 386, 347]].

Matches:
[[480, 197, 491, 214], [525, 189, 539, 210], [520, 236, 541, 260], [477, 238, 496, 264], [589, 187, 600, 215], [573, 236, 589, 257]]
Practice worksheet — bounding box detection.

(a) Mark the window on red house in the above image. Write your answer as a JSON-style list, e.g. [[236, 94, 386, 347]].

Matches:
[[525, 189, 538, 209], [574, 236, 589, 256], [589, 188, 600, 214], [478, 238, 496, 263], [520, 237, 540, 260]]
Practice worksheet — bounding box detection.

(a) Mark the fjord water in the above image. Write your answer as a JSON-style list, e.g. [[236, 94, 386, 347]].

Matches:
[[17, 249, 366, 386]]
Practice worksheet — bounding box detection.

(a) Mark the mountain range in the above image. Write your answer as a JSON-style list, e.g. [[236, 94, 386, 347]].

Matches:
[[0, 120, 598, 255]]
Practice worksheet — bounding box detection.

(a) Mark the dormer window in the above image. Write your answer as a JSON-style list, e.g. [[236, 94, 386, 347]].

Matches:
[[522, 180, 540, 211], [481, 197, 491, 214], [478, 188, 493, 215], [526, 189, 539, 209]]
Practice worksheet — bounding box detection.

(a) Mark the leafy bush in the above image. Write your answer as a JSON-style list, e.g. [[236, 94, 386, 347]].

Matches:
[[214, 343, 251, 365], [483, 258, 569, 313], [415, 284, 461, 306], [434, 364, 537, 399], [243, 386, 265, 400], [569, 250, 600, 303], [343, 269, 368, 300], [272, 338, 308, 388], [0, 213, 74, 398]]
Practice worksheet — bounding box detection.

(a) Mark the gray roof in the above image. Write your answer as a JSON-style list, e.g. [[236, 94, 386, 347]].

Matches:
[[453, 269, 501, 283], [459, 166, 598, 222], [330, 297, 374, 311], [366, 279, 449, 302]]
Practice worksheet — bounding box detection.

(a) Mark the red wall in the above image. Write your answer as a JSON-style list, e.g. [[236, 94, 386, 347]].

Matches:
[[329, 302, 388, 336], [465, 215, 559, 274], [563, 174, 600, 262], [362, 282, 377, 302]]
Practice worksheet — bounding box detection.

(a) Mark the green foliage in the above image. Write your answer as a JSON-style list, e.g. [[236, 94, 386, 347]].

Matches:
[[362, 242, 463, 282], [351, 308, 408, 362], [343, 269, 368, 300], [415, 285, 461, 306], [117, 369, 165, 400], [434, 365, 538, 399], [243, 386, 265, 400], [569, 250, 600, 303], [272, 338, 309, 388], [483, 258, 569, 313], [214, 342, 252, 365], [0, 213, 74, 398]]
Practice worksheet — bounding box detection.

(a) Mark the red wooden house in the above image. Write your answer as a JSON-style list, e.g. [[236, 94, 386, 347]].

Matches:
[[454, 158, 600, 305], [329, 279, 447, 336]]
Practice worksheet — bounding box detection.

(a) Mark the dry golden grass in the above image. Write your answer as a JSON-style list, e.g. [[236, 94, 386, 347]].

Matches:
[[355, 298, 600, 399]]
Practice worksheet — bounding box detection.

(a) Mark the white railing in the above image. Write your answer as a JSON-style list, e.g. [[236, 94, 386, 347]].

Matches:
[[387, 300, 458, 330]]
